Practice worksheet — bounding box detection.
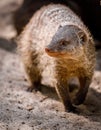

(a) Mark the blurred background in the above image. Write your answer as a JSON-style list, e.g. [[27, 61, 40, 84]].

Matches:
[[0, 0, 101, 42]]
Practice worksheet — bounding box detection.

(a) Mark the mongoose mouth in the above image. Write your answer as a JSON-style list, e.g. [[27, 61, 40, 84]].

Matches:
[[45, 48, 67, 58], [45, 48, 79, 60]]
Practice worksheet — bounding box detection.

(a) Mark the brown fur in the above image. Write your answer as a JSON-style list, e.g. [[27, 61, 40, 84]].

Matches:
[[17, 4, 96, 113]]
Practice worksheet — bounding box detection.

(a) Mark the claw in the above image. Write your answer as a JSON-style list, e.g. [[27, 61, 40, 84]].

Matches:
[[27, 85, 41, 92], [65, 106, 79, 114]]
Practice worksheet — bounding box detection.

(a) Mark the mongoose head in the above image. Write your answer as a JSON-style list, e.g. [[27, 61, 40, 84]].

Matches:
[[45, 25, 88, 60]]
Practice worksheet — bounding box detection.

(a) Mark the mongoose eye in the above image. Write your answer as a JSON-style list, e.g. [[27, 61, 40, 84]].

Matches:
[[60, 41, 70, 46]]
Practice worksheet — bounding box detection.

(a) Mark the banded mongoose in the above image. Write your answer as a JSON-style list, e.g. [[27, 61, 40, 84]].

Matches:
[[18, 4, 96, 112]]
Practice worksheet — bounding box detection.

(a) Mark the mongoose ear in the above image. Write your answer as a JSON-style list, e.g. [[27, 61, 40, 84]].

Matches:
[[78, 30, 87, 44]]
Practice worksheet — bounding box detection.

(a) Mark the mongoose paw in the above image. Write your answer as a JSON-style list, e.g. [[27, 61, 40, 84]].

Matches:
[[66, 106, 80, 114], [27, 87, 36, 92], [73, 98, 84, 105], [65, 106, 79, 114], [27, 85, 41, 93]]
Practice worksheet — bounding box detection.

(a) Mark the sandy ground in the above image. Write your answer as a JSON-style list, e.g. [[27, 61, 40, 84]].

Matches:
[[0, 0, 101, 130]]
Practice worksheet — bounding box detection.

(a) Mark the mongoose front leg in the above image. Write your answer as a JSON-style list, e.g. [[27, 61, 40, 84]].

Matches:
[[74, 77, 91, 105], [55, 79, 77, 113], [24, 65, 42, 92]]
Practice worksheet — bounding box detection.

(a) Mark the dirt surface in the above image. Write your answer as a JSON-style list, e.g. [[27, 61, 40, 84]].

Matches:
[[0, 0, 101, 130]]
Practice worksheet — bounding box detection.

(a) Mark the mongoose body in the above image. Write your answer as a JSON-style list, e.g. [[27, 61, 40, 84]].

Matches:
[[14, 0, 69, 35], [18, 4, 95, 112]]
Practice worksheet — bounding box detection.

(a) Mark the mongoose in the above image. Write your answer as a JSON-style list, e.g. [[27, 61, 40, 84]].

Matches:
[[18, 4, 96, 112]]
